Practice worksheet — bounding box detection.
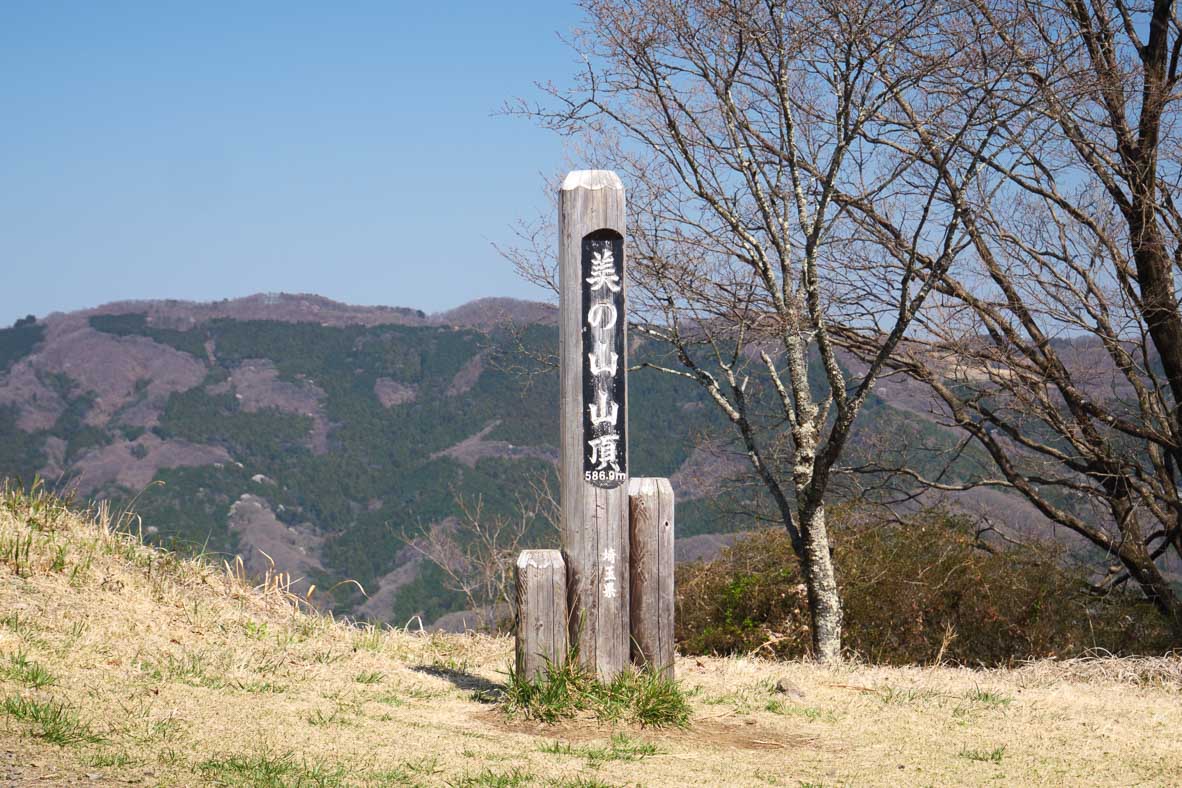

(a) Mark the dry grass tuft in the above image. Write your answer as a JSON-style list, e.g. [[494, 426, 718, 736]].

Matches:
[[1014, 651, 1182, 689], [1, 483, 1181, 786]]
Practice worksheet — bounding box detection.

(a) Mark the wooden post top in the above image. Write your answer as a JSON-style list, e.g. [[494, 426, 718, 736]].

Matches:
[[561, 170, 624, 192], [628, 477, 673, 496], [517, 549, 565, 569]]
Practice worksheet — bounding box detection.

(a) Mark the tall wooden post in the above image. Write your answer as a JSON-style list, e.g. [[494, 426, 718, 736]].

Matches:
[[559, 170, 629, 679]]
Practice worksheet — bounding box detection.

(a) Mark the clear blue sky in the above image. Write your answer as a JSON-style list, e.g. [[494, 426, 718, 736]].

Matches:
[[0, 2, 583, 325]]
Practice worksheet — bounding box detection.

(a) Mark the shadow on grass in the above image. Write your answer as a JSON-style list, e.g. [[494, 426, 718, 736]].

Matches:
[[411, 664, 505, 699]]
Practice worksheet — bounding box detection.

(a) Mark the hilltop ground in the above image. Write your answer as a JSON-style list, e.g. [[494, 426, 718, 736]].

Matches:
[[0, 489, 1180, 787]]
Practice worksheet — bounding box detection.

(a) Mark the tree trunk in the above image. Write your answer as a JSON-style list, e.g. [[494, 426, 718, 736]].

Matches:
[[1111, 509, 1182, 639], [798, 503, 842, 662], [1125, 553, 1182, 640], [1126, 192, 1182, 406]]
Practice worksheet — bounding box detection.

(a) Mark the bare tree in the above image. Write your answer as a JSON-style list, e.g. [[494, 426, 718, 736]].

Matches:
[[403, 477, 558, 632], [837, 0, 1182, 636], [509, 0, 1002, 659]]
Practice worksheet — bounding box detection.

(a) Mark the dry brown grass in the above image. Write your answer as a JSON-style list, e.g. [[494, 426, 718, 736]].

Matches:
[[1, 487, 1180, 786]]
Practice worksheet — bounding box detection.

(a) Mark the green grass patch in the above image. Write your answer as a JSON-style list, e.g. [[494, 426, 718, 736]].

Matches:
[[964, 688, 1012, 708], [370, 757, 445, 784], [447, 767, 535, 787], [1, 532, 33, 576], [502, 658, 690, 728], [874, 685, 941, 705], [539, 732, 659, 767], [959, 744, 1006, 763], [764, 700, 835, 722], [142, 651, 227, 689], [1, 695, 103, 745], [1, 652, 56, 689], [197, 750, 351, 786], [355, 670, 385, 685], [231, 680, 287, 694]]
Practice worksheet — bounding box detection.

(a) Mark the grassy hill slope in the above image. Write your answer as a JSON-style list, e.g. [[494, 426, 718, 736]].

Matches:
[[2, 487, 1180, 786]]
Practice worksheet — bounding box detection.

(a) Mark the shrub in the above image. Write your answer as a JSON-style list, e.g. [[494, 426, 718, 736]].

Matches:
[[676, 509, 1175, 665]]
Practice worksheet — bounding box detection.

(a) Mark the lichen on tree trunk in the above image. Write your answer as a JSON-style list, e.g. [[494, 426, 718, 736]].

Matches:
[[799, 503, 842, 662]]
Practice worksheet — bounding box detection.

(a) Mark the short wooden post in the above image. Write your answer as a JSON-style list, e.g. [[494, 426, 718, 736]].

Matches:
[[628, 478, 675, 679], [515, 549, 569, 681], [559, 170, 630, 679]]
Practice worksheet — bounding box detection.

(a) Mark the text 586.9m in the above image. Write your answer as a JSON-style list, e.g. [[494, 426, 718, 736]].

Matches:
[[585, 470, 625, 483]]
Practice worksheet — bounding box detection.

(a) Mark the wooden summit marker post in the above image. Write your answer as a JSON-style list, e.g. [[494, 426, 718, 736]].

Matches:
[[559, 170, 629, 679]]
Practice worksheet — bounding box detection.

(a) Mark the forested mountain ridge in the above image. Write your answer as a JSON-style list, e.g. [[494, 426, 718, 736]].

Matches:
[[0, 293, 1028, 625]]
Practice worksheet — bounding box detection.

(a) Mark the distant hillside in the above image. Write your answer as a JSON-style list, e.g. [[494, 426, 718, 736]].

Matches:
[[0, 293, 1040, 625], [0, 294, 757, 623]]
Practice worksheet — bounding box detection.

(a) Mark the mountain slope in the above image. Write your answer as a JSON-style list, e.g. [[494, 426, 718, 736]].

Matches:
[[0, 293, 1060, 624], [0, 295, 745, 623]]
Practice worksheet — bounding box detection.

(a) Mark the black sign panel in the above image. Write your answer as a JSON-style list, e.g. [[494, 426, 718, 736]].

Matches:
[[581, 229, 627, 488]]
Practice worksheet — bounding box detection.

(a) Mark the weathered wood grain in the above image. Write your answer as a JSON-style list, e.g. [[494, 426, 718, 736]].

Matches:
[[628, 477, 675, 679], [515, 549, 568, 681], [559, 170, 630, 679]]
